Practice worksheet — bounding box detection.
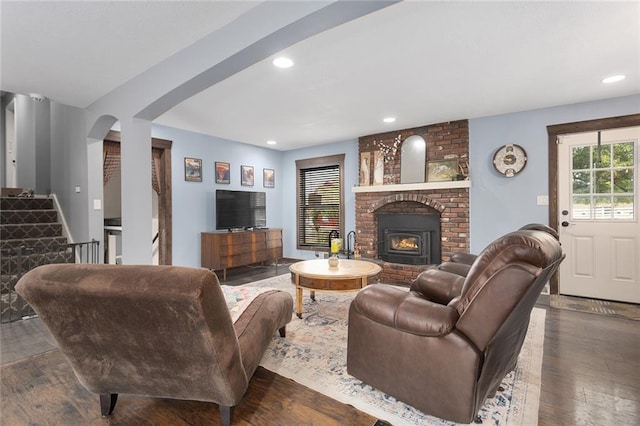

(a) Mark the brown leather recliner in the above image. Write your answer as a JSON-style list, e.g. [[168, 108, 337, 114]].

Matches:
[[438, 223, 560, 277], [347, 230, 564, 423], [15, 264, 293, 426]]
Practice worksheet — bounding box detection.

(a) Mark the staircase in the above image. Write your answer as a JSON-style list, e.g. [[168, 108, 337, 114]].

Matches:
[[1, 194, 99, 323]]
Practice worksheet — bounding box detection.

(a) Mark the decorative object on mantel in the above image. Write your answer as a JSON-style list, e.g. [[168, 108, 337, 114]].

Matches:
[[373, 151, 384, 185], [458, 160, 470, 180], [373, 134, 402, 161], [493, 144, 527, 177], [359, 152, 370, 186], [400, 135, 427, 184], [373, 134, 403, 184], [427, 159, 459, 182]]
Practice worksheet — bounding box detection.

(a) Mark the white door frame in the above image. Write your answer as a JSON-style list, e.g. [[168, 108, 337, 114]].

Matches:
[[547, 113, 640, 295], [557, 128, 638, 302]]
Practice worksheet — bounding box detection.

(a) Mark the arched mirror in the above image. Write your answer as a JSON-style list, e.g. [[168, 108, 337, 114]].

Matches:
[[400, 135, 426, 183]]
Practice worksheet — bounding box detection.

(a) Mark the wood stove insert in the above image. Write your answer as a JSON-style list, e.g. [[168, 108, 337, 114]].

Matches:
[[377, 213, 440, 265]]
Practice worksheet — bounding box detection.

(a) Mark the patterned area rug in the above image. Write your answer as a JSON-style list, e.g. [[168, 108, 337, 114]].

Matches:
[[550, 294, 640, 321], [248, 274, 545, 426]]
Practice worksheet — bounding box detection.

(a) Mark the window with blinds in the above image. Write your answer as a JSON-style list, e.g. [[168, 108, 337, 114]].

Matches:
[[296, 154, 345, 250]]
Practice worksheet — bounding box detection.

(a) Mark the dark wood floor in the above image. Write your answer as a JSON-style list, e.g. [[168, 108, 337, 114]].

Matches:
[[539, 306, 640, 425], [1, 261, 639, 425], [1, 349, 375, 425]]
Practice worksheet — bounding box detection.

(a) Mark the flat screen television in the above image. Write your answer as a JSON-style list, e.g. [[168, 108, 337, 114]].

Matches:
[[216, 189, 267, 230]]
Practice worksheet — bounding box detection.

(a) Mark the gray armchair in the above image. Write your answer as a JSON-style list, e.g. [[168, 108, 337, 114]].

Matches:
[[15, 264, 293, 426]]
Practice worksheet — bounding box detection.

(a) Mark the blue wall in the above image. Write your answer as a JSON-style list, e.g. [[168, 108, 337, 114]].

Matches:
[[151, 124, 283, 267], [468, 94, 639, 253], [149, 95, 638, 267], [281, 139, 359, 260]]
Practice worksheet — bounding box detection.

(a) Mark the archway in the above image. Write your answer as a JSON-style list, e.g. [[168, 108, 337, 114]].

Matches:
[[103, 130, 172, 265]]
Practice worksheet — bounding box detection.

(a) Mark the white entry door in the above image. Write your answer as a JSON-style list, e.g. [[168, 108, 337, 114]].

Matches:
[[558, 126, 640, 303]]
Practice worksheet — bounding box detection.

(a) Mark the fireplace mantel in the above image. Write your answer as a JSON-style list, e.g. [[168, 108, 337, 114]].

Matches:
[[351, 180, 470, 193]]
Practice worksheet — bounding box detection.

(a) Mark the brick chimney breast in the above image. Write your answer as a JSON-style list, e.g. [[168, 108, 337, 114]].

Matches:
[[355, 120, 469, 285]]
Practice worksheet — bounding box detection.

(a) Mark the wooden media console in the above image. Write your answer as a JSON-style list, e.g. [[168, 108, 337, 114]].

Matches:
[[201, 228, 283, 281]]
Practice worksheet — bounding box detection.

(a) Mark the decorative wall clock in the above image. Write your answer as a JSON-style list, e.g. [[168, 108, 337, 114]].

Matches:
[[492, 144, 527, 177]]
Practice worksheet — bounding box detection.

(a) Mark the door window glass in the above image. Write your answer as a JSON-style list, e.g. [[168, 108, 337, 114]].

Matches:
[[572, 171, 590, 193], [572, 196, 591, 219], [571, 141, 635, 220], [572, 146, 590, 169], [593, 143, 611, 168]]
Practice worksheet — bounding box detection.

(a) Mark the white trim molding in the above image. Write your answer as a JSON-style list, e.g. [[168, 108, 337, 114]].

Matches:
[[351, 180, 470, 193]]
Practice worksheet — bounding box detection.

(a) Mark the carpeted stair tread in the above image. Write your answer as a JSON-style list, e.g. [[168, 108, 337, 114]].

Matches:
[[1, 209, 58, 225], [0, 236, 68, 250], [0, 223, 63, 240], [1, 194, 74, 323], [0, 197, 53, 210]]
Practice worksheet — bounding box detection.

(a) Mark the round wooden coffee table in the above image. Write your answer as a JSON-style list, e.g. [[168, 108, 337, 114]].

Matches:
[[289, 259, 382, 318]]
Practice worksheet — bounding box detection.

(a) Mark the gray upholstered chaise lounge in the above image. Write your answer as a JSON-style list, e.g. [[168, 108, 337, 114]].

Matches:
[[15, 264, 293, 426]]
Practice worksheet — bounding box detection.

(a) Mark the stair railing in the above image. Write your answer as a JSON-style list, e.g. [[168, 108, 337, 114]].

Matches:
[[1, 240, 100, 323]]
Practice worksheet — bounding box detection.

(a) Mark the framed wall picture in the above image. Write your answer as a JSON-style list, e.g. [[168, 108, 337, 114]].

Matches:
[[263, 168, 275, 188], [241, 165, 254, 186], [360, 152, 370, 186], [427, 159, 458, 182], [215, 161, 230, 184], [184, 157, 202, 182]]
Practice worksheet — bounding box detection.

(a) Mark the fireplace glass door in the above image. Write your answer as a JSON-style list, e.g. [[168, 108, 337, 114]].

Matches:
[[388, 233, 421, 254], [383, 230, 431, 264]]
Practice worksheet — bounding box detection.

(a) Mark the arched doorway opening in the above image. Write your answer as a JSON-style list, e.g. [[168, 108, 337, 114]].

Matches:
[[102, 130, 172, 264]]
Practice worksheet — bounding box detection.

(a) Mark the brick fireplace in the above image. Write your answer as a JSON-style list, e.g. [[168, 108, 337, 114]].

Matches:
[[354, 120, 470, 285]]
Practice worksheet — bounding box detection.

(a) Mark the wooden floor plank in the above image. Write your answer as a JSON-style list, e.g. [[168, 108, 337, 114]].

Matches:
[[541, 307, 640, 426], [0, 350, 376, 426], [2, 262, 639, 425]]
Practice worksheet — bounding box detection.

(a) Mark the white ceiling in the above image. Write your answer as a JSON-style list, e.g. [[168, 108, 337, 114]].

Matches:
[[2, 1, 638, 151]]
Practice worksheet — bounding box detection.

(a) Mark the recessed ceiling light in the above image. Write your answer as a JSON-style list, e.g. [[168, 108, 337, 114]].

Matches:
[[383, 117, 396, 123], [602, 74, 626, 84], [273, 57, 294, 68], [267, 140, 277, 145]]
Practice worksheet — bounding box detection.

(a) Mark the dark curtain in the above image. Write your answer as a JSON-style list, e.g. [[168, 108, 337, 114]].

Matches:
[[103, 141, 161, 195], [152, 148, 161, 195], [103, 141, 121, 186]]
